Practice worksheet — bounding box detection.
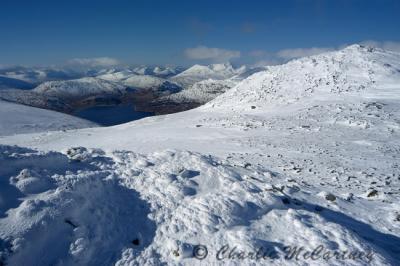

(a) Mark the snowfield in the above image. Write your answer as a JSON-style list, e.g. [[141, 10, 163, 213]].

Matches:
[[0, 100, 96, 136], [0, 45, 400, 265]]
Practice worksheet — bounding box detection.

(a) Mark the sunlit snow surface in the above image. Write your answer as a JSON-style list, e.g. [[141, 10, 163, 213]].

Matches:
[[0, 100, 96, 136], [0, 45, 400, 265]]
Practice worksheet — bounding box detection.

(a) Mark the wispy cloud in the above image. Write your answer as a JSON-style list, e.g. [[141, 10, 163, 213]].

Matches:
[[184, 46, 241, 62], [67, 57, 120, 67], [252, 59, 281, 67], [276, 47, 334, 60], [248, 50, 267, 57], [246, 47, 334, 67], [360, 40, 400, 52]]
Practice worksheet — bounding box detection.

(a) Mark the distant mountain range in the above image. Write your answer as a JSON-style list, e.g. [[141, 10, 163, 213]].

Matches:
[[0, 62, 264, 114]]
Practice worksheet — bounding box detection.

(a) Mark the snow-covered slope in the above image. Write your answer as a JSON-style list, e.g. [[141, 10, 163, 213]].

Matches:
[[1, 45, 400, 265], [170, 63, 246, 88], [207, 45, 400, 110], [124, 76, 181, 94], [34, 77, 127, 100], [158, 79, 236, 104], [0, 100, 96, 136], [96, 69, 135, 82], [0, 89, 70, 112], [152, 66, 184, 77], [229, 66, 268, 82]]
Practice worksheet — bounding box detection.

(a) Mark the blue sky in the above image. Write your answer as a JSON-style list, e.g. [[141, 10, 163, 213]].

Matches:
[[0, 0, 399, 67]]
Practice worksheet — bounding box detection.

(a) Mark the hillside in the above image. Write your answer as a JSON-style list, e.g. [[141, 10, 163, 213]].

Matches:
[[98, 72, 182, 94], [207, 45, 400, 110], [0, 100, 96, 136], [156, 79, 236, 105], [34, 77, 127, 100]]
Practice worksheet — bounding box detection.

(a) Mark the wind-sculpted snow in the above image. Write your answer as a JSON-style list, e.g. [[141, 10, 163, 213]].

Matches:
[[0, 146, 156, 266], [0, 145, 399, 265]]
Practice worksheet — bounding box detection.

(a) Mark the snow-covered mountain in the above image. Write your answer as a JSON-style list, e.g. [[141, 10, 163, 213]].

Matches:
[[95, 69, 135, 81], [122, 75, 181, 94], [34, 77, 127, 100], [98, 72, 182, 94], [132, 66, 184, 78], [154, 64, 266, 107], [1, 45, 400, 265], [152, 66, 185, 77], [0, 66, 82, 84], [157, 79, 236, 105], [0, 100, 96, 136], [170, 63, 246, 88], [229, 66, 268, 82], [0, 89, 70, 112], [207, 44, 400, 110]]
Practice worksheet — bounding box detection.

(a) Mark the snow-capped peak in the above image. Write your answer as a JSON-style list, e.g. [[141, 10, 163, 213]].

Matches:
[[170, 62, 246, 88]]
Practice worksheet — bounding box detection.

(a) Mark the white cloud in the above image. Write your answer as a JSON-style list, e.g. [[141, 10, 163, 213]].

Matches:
[[276, 47, 334, 60], [360, 40, 400, 52], [184, 46, 240, 62], [248, 50, 267, 57], [67, 57, 120, 67], [252, 59, 281, 67]]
